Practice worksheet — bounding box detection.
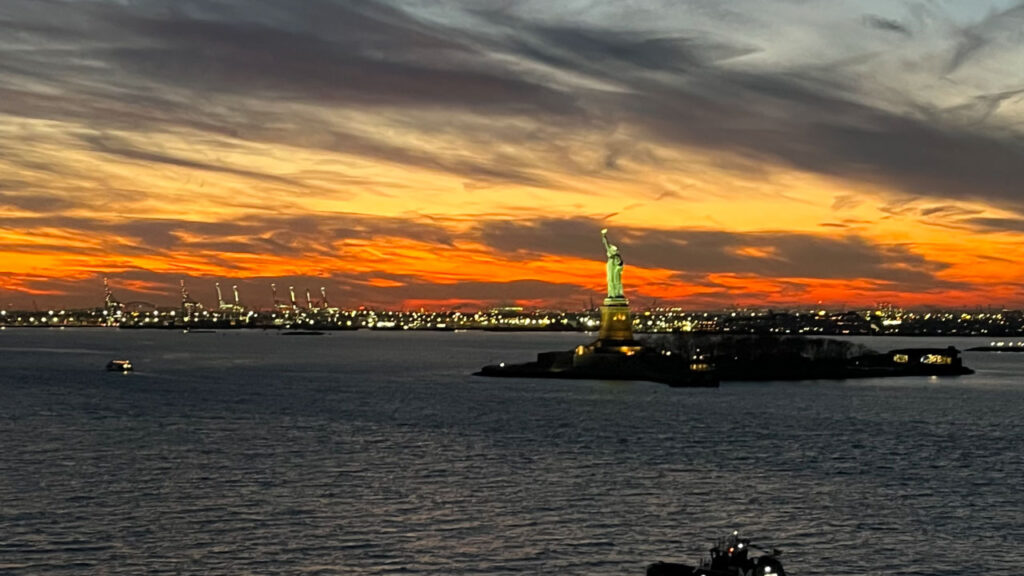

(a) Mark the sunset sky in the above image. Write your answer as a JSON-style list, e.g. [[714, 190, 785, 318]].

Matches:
[[3, 0, 1024, 310]]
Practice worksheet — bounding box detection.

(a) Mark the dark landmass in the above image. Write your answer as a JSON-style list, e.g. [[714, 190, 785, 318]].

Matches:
[[476, 342, 718, 388], [645, 334, 972, 380], [477, 334, 973, 387]]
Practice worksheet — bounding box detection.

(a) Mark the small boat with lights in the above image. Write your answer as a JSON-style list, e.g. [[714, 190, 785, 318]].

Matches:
[[106, 359, 133, 372], [647, 531, 786, 576]]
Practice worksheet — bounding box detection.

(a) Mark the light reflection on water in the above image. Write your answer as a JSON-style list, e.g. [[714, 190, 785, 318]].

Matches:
[[0, 329, 1021, 575]]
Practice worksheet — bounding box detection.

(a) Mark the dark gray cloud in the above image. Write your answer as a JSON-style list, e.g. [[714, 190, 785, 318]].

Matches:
[[617, 71, 1024, 210], [961, 217, 1024, 233], [0, 212, 454, 259], [918, 204, 984, 218], [862, 15, 912, 37], [946, 4, 1024, 74], [0, 0, 577, 114], [0, 190, 79, 213], [474, 217, 953, 288], [102, 20, 574, 114], [473, 9, 756, 76], [82, 133, 303, 186], [944, 88, 1024, 125]]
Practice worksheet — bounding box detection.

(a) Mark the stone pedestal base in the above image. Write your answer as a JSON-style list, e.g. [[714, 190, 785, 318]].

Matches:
[[598, 299, 634, 342]]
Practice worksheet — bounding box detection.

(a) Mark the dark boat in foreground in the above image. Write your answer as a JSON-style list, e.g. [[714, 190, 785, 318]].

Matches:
[[106, 359, 133, 372], [648, 531, 785, 576]]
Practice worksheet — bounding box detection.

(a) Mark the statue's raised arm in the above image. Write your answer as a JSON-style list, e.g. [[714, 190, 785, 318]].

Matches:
[[600, 228, 624, 299]]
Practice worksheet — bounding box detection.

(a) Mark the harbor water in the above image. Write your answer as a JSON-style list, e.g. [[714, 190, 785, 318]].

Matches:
[[1, 329, 1021, 575]]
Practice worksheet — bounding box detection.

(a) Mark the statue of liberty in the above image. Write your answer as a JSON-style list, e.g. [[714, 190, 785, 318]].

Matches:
[[601, 228, 624, 299]]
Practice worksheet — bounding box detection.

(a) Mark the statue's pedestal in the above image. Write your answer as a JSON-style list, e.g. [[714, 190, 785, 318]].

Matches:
[[572, 297, 641, 370], [598, 297, 634, 343]]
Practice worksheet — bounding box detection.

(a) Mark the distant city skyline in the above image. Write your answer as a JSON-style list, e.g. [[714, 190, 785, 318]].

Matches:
[[3, 1, 1024, 310]]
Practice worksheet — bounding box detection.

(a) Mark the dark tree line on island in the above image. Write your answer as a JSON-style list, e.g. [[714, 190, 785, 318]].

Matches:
[[641, 334, 967, 381]]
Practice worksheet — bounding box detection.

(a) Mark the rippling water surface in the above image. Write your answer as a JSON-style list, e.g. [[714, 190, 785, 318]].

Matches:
[[1, 329, 1022, 575]]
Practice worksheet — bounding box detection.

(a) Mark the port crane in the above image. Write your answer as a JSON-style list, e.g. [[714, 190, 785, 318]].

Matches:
[[215, 282, 228, 310], [101, 277, 123, 325], [215, 282, 241, 312], [103, 277, 121, 311], [320, 286, 339, 313], [180, 279, 202, 316]]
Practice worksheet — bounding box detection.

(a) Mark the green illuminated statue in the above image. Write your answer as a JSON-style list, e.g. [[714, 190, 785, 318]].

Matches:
[[601, 228, 624, 299]]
